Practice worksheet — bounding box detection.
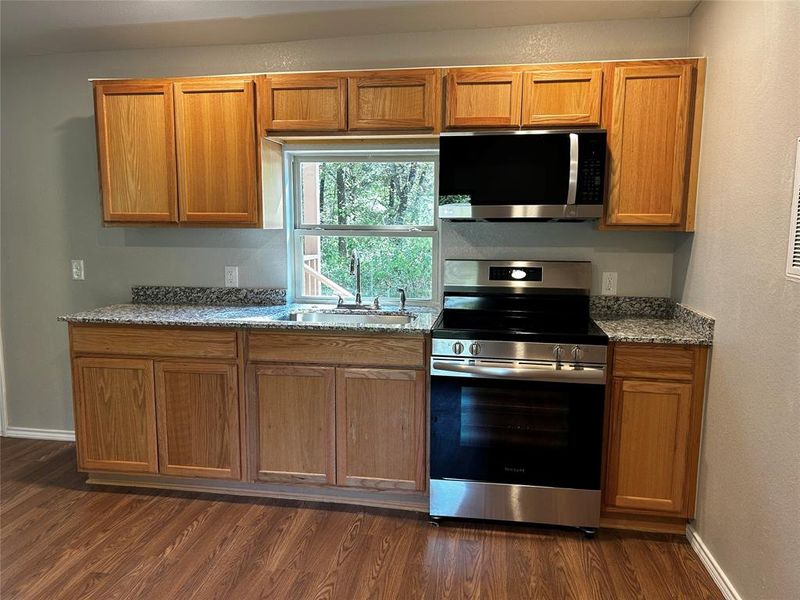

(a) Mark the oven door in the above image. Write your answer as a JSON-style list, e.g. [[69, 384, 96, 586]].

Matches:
[[430, 371, 604, 491]]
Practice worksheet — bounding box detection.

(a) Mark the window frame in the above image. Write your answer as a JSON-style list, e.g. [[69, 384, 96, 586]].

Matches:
[[285, 146, 440, 306]]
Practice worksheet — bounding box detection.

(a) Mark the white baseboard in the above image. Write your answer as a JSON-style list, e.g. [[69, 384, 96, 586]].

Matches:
[[2, 427, 75, 442], [687, 524, 742, 600]]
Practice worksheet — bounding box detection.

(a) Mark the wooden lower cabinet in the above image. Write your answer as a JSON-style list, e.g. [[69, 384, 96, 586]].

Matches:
[[248, 364, 427, 491], [602, 343, 708, 527], [605, 378, 693, 514], [336, 368, 426, 491], [249, 365, 336, 484], [72, 357, 158, 473], [155, 361, 241, 480]]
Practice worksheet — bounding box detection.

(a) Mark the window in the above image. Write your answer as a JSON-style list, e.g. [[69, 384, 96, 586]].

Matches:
[[287, 148, 439, 303], [787, 138, 800, 282]]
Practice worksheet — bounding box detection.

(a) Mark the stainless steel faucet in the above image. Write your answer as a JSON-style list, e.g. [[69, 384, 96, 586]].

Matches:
[[397, 288, 407, 311], [349, 250, 362, 305]]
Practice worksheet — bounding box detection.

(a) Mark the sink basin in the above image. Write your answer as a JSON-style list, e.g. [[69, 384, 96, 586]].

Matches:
[[279, 310, 416, 325]]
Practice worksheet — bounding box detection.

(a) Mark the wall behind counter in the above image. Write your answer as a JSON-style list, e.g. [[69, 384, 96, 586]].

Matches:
[[1, 16, 688, 431]]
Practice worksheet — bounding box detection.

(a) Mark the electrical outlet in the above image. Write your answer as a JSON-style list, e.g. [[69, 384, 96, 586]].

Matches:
[[224, 266, 239, 288], [601, 272, 617, 296], [71, 259, 85, 281]]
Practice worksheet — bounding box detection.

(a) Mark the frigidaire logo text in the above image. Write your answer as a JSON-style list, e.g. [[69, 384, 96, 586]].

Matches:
[[504, 466, 525, 473]]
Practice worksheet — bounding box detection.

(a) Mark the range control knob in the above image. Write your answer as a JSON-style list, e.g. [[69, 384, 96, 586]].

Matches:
[[469, 342, 482, 356], [572, 345, 583, 361], [553, 345, 563, 361], [452, 341, 464, 355]]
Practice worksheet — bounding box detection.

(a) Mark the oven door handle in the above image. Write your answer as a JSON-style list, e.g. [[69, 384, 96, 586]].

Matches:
[[431, 361, 606, 384]]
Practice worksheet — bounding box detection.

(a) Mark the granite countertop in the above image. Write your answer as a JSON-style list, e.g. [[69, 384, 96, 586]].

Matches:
[[59, 286, 714, 345], [59, 303, 437, 335], [58, 287, 438, 335], [590, 297, 714, 346]]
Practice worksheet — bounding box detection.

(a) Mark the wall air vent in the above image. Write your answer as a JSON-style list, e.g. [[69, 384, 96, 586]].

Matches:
[[787, 138, 800, 282]]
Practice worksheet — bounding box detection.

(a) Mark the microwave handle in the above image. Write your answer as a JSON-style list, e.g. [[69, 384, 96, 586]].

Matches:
[[567, 132, 579, 205]]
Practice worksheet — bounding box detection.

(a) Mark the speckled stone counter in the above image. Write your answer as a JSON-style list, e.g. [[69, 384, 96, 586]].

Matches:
[[59, 303, 438, 335], [59, 287, 711, 343], [131, 285, 286, 306], [591, 296, 714, 346]]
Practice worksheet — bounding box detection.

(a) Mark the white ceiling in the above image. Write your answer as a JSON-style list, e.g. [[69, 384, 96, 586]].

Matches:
[[0, 0, 700, 58]]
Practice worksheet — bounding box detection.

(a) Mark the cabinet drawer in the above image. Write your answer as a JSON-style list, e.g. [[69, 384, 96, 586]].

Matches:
[[612, 343, 695, 381], [247, 332, 425, 368], [71, 325, 237, 360]]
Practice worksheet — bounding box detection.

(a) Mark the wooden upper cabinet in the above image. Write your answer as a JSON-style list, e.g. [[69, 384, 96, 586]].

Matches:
[[262, 74, 347, 132], [445, 68, 522, 128], [521, 68, 602, 126], [348, 69, 439, 131], [249, 365, 335, 485], [174, 78, 259, 225], [336, 368, 426, 491], [605, 63, 694, 227], [605, 378, 693, 514], [155, 361, 241, 480], [94, 83, 178, 223], [73, 357, 158, 473]]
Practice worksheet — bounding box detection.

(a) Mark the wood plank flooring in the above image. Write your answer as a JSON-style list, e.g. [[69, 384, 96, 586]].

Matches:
[[1, 437, 722, 599]]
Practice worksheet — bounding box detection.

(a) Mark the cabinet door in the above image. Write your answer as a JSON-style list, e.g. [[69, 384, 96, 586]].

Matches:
[[174, 79, 259, 225], [348, 70, 438, 131], [73, 358, 157, 473], [606, 64, 693, 226], [155, 361, 240, 480], [249, 365, 335, 485], [521, 68, 602, 126], [261, 75, 347, 132], [445, 69, 522, 128], [336, 368, 425, 491], [94, 83, 178, 223], [605, 378, 693, 514]]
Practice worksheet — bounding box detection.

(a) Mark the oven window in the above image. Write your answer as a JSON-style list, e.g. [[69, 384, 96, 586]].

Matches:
[[431, 377, 604, 489], [460, 387, 569, 449]]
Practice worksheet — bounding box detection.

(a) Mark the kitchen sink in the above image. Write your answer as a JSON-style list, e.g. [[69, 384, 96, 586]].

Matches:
[[278, 310, 416, 325]]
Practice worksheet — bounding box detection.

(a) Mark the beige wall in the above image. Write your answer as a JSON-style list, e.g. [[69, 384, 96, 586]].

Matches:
[[0, 17, 690, 432], [676, 1, 800, 598]]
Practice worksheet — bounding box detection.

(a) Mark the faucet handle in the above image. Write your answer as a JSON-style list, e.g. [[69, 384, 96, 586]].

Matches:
[[396, 288, 407, 311], [337, 295, 344, 307], [373, 296, 381, 310]]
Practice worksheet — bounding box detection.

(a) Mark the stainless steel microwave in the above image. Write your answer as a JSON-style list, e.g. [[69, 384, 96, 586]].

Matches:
[[438, 129, 606, 221]]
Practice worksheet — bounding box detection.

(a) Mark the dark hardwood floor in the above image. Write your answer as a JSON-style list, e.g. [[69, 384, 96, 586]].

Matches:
[[1, 437, 721, 599]]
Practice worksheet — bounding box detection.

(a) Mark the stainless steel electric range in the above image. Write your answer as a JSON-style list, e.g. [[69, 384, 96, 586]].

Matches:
[[429, 260, 608, 534]]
